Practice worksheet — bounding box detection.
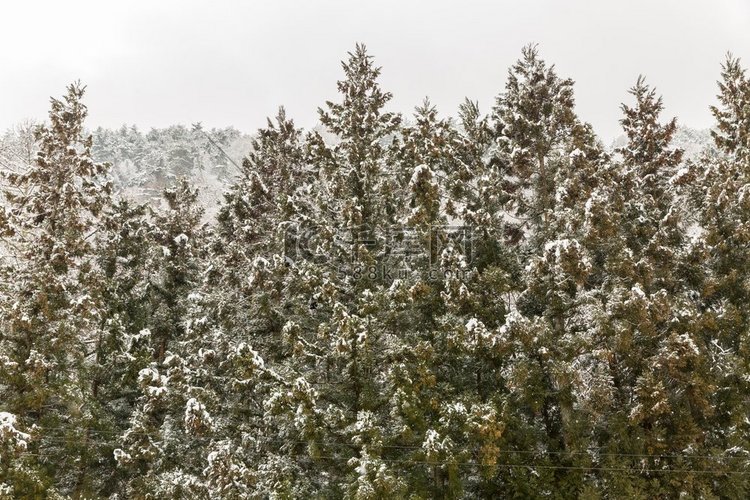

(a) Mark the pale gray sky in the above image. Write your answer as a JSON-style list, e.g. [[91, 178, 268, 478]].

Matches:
[[1, 0, 749, 141]]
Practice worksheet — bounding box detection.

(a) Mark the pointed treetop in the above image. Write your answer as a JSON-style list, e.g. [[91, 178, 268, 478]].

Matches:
[[711, 53, 750, 159], [317, 43, 400, 140], [494, 44, 577, 157], [618, 76, 682, 169]]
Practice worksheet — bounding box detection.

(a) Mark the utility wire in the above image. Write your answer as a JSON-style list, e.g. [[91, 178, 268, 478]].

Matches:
[[19, 427, 750, 462], [12, 449, 750, 476], [192, 123, 244, 178]]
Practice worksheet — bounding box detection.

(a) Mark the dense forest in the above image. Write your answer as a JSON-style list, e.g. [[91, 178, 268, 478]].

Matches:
[[1, 43, 750, 498]]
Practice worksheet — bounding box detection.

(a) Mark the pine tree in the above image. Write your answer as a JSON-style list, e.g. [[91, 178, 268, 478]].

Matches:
[[711, 54, 750, 162], [492, 44, 577, 243], [148, 180, 206, 363], [297, 45, 405, 494], [585, 78, 720, 496], [309, 43, 401, 281], [113, 180, 209, 496], [154, 108, 317, 497], [0, 83, 112, 497], [684, 55, 750, 497], [0, 412, 48, 498]]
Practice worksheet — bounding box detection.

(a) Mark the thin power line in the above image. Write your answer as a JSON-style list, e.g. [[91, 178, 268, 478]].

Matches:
[[193, 123, 244, 177], [12, 449, 750, 476], [20, 428, 750, 462]]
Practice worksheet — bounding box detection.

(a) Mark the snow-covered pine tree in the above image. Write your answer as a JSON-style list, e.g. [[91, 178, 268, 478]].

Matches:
[[584, 78, 719, 496], [0, 83, 112, 497], [84, 199, 156, 496], [187, 109, 316, 497], [93, 199, 153, 402], [711, 54, 750, 162], [113, 180, 209, 496], [148, 179, 206, 363], [210, 107, 305, 365], [685, 55, 750, 498], [309, 43, 401, 283], [506, 127, 609, 495], [389, 99, 455, 276], [491, 44, 577, 245], [0, 411, 44, 498], [297, 44, 408, 495]]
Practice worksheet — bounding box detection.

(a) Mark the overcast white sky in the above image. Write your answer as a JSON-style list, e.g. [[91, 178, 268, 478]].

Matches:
[[1, 0, 749, 141]]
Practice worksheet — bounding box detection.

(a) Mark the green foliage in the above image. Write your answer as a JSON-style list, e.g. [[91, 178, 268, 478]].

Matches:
[[1, 47, 750, 499]]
